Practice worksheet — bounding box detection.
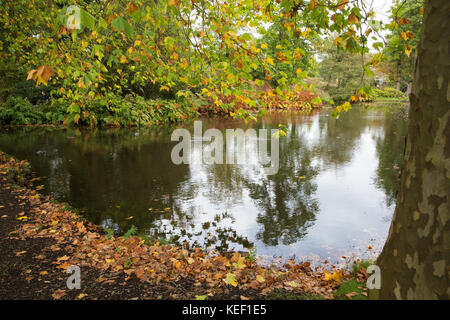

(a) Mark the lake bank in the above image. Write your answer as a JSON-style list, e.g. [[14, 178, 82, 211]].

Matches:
[[0, 150, 351, 300]]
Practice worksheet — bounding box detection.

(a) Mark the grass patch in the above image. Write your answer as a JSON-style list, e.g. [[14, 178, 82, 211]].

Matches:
[[334, 279, 367, 300], [350, 259, 372, 275]]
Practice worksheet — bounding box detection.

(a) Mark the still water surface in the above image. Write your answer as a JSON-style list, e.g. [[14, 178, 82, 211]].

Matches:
[[0, 106, 408, 262]]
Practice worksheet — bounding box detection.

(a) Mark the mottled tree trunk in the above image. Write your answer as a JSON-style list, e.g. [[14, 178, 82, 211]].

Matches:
[[376, 0, 450, 299], [405, 83, 412, 97], [396, 77, 401, 91]]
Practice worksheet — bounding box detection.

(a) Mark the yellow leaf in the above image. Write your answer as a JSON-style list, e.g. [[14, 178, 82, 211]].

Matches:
[[265, 57, 274, 65], [232, 261, 246, 270], [224, 273, 238, 287], [260, 43, 268, 50], [57, 255, 69, 261], [323, 270, 343, 283], [400, 32, 408, 41], [120, 55, 127, 63], [40, 271, 48, 275], [160, 85, 170, 92], [256, 275, 265, 283], [180, 59, 188, 70], [286, 280, 299, 288], [309, 0, 318, 11], [405, 45, 412, 57], [334, 36, 343, 46]]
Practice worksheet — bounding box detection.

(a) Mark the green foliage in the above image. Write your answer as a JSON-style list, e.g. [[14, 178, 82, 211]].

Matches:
[[384, 0, 424, 87], [0, 0, 400, 125], [246, 247, 257, 263], [334, 279, 367, 300], [0, 97, 45, 125], [158, 235, 176, 245], [103, 227, 116, 239], [317, 37, 373, 104], [350, 260, 373, 275], [0, 63, 44, 103], [123, 225, 138, 240], [373, 87, 405, 99], [0, 94, 198, 127], [256, 17, 317, 87]]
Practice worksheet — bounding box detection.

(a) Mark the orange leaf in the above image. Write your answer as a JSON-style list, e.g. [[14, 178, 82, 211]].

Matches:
[[337, 0, 348, 10]]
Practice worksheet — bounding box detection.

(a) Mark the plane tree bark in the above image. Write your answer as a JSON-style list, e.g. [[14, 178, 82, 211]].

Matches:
[[376, 0, 450, 299]]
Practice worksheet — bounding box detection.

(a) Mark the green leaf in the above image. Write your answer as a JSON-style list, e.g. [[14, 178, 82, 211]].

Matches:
[[111, 16, 134, 38], [80, 9, 95, 29]]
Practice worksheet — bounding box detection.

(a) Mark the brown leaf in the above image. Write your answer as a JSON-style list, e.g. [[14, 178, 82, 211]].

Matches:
[[348, 13, 360, 24], [52, 289, 67, 300], [345, 292, 358, 299]]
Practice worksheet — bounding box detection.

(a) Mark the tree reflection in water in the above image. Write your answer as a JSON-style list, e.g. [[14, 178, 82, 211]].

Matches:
[[0, 106, 407, 259]]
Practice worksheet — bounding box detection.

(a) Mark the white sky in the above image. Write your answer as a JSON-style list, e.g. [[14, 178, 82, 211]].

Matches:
[[371, 0, 394, 23]]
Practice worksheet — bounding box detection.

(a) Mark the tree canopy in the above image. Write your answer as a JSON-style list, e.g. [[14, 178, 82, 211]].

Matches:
[[0, 0, 421, 125]]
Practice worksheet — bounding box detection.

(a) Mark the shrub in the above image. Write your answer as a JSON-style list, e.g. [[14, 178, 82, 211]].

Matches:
[[0, 94, 199, 127], [373, 87, 405, 99], [0, 96, 44, 125]]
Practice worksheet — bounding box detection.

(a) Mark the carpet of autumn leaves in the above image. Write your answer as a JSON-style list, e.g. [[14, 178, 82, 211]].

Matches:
[[1, 151, 367, 300]]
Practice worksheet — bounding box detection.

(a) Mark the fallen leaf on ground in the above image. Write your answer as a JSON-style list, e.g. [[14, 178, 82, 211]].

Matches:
[[345, 292, 358, 299], [52, 289, 67, 300], [224, 273, 238, 287]]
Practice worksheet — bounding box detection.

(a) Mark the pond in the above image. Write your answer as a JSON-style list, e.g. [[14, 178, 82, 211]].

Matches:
[[0, 105, 408, 263]]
